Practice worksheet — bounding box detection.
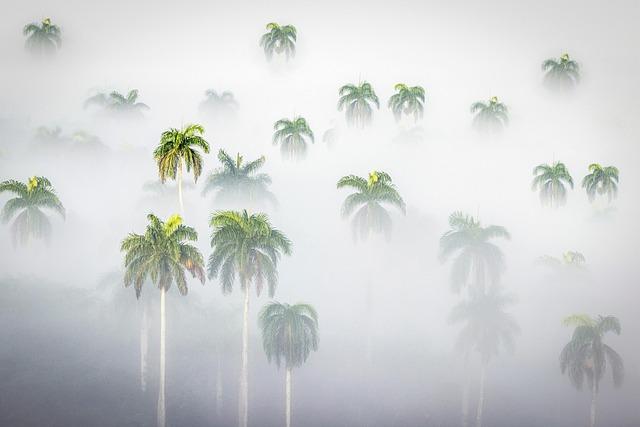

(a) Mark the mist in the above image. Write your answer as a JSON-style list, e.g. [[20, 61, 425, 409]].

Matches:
[[1, 0, 639, 426]]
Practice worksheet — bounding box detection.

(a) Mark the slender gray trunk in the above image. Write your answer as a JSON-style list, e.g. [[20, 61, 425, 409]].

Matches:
[[590, 381, 597, 427], [475, 363, 486, 427], [157, 288, 166, 427], [140, 301, 149, 392], [285, 367, 292, 427], [461, 356, 470, 427], [177, 159, 184, 215], [238, 286, 250, 427], [216, 348, 223, 419]]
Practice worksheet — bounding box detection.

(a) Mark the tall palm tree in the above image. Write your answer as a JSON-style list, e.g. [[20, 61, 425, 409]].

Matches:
[[338, 82, 380, 128], [337, 171, 406, 241], [121, 214, 205, 427], [259, 302, 319, 427], [470, 97, 508, 133], [23, 18, 61, 55], [582, 164, 619, 203], [531, 162, 574, 208], [259, 23, 297, 61], [0, 176, 65, 246], [439, 212, 510, 293], [84, 89, 149, 115], [153, 123, 210, 213], [388, 84, 426, 122], [449, 287, 519, 427], [200, 90, 238, 116], [272, 117, 314, 160], [542, 53, 580, 90], [208, 210, 292, 427], [561, 314, 624, 427], [202, 149, 276, 207]]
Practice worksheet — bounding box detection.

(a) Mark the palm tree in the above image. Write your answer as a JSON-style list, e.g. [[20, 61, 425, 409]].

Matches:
[[272, 117, 314, 160], [449, 287, 519, 427], [23, 18, 61, 55], [338, 82, 380, 128], [202, 149, 276, 208], [84, 90, 149, 116], [470, 97, 508, 133], [200, 90, 238, 116], [153, 123, 210, 213], [561, 314, 624, 427], [121, 214, 205, 427], [582, 164, 619, 203], [259, 302, 319, 427], [531, 162, 574, 208], [439, 212, 510, 293], [0, 176, 65, 246], [536, 251, 586, 271], [337, 171, 406, 241], [542, 53, 580, 90], [207, 210, 292, 427], [388, 84, 426, 122], [259, 23, 297, 61]]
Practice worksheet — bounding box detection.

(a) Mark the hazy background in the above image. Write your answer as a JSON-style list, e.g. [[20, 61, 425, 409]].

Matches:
[[0, 0, 639, 426]]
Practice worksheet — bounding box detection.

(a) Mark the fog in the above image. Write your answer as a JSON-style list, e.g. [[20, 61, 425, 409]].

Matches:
[[1, 0, 639, 426]]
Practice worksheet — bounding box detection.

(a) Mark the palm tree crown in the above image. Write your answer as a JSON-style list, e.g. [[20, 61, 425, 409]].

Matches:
[[388, 83, 426, 122], [470, 96, 509, 132], [202, 149, 276, 207], [200, 90, 238, 115], [273, 117, 314, 160], [0, 176, 65, 246], [439, 212, 510, 293], [537, 251, 586, 271], [208, 210, 292, 297], [84, 90, 149, 114], [337, 171, 406, 241], [154, 123, 210, 184], [260, 23, 297, 61], [531, 161, 574, 208], [582, 164, 619, 203], [23, 18, 61, 54], [120, 213, 205, 298], [259, 302, 319, 368], [542, 53, 580, 89], [338, 82, 380, 128]]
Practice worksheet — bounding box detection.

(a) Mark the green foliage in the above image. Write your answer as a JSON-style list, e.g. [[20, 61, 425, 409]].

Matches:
[[542, 53, 580, 90], [338, 82, 380, 128], [470, 96, 508, 133], [259, 302, 319, 369], [154, 124, 210, 183], [23, 18, 61, 55], [202, 149, 276, 207], [531, 162, 574, 208], [208, 210, 292, 297], [536, 251, 586, 272], [120, 213, 205, 298], [581, 163, 619, 203], [388, 83, 426, 122], [84, 90, 149, 115], [0, 176, 65, 246], [260, 23, 297, 61], [439, 212, 510, 293], [272, 117, 314, 160], [449, 286, 519, 363], [337, 171, 405, 241], [560, 314, 624, 391]]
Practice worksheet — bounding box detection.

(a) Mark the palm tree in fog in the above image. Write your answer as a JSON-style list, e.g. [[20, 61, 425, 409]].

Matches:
[[337, 171, 406, 241], [581, 163, 619, 204], [449, 287, 519, 427], [531, 161, 574, 208], [121, 214, 205, 427], [154, 123, 210, 213], [388, 83, 426, 122], [272, 117, 314, 160], [561, 314, 624, 427], [470, 97, 508, 133], [542, 53, 580, 90], [536, 251, 586, 272], [84, 89, 149, 116], [0, 176, 65, 246], [439, 211, 510, 293], [202, 149, 276, 208], [259, 302, 319, 427], [338, 81, 380, 128], [23, 18, 61, 55], [207, 210, 292, 427], [260, 23, 297, 61], [200, 90, 238, 117]]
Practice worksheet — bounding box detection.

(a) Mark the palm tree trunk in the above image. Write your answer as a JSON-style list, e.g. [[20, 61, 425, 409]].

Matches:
[[461, 356, 470, 427], [285, 367, 292, 427], [216, 347, 223, 420], [177, 159, 184, 215], [590, 381, 597, 427], [157, 287, 166, 427], [238, 286, 250, 427], [140, 300, 149, 392], [475, 363, 486, 427]]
